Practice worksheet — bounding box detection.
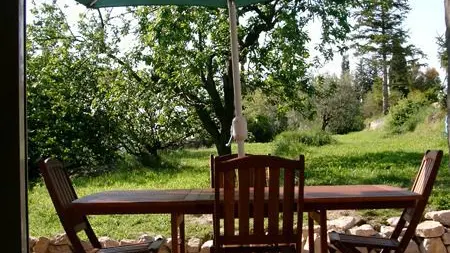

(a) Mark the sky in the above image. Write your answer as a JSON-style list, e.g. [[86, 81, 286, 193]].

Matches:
[[313, 0, 446, 78]]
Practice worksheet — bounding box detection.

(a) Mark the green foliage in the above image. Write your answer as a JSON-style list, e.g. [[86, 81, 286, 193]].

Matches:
[[244, 90, 288, 142], [27, 1, 204, 175], [130, 0, 354, 155], [410, 68, 443, 102], [272, 130, 334, 157], [354, 57, 380, 100], [313, 74, 365, 134], [351, 0, 418, 114], [27, 3, 122, 178], [389, 37, 410, 97], [247, 115, 276, 143], [28, 114, 450, 240], [386, 97, 427, 134]]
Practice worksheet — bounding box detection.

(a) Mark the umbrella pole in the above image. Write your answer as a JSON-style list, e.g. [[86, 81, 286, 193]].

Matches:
[[228, 0, 247, 157]]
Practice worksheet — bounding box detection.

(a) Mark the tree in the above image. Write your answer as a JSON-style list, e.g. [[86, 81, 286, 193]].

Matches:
[[121, 1, 355, 155], [27, 1, 202, 171], [389, 37, 410, 97], [341, 53, 350, 76], [354, 56, 380, 100], [313, 74, 364, 134], [27, 3, 122, 177], [351, 0, 411, 114]]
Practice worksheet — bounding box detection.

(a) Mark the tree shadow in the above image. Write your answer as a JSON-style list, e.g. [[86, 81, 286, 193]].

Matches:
[[305, 150, 445, 188]]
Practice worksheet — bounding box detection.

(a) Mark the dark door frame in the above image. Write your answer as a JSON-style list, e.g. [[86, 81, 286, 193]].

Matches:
[[2, 0, 28, 252]]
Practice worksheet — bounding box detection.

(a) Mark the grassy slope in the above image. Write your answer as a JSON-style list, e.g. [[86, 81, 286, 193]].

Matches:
[[28, 114, 450, 241]]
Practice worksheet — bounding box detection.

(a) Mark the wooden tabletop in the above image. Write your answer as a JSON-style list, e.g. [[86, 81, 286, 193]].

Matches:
[[71, 185, 421, 215]]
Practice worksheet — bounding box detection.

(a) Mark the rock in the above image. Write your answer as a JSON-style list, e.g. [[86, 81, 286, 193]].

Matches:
[[303, 225, 320, 241], [33, 237, 50, 253], [368, 119, 385, 130], [81, 240, 95, 252], [47, 244, 72, 253], [420, 237, 446, 253], [425, 210, 450, 226], [387, 217, 408, 227], [303, 233, 328, 253], [416, 221, 445, 238], [187, 237, 201, 253], [119, 239, 138, 245], [200, 240, 213, 253], [348, 224, 378, 236], [29, 236, 38, 251], [98, 236, 120, 248], [50, 233, 70, 245], [379, 225, 406, 238], [328, 216, 360, 232], [400, 237, 420, 253], [138, 233, 154, 243], [442, 232, 450, 245]]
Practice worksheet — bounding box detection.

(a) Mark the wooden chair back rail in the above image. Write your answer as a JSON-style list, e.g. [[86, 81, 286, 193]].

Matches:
[[329, 150, 443, 253], [213, 155, 304, 252], [211, 153, 267, 188]]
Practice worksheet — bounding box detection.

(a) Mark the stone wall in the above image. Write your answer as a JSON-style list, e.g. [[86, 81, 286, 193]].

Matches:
[[29, 210, 450, 253]]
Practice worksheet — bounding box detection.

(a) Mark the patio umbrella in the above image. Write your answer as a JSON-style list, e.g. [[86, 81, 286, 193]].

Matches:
[[74, 0, 266, 157]]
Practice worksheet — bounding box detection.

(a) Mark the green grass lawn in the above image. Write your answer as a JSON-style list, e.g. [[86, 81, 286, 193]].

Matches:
[[28, 116, 450, 241]]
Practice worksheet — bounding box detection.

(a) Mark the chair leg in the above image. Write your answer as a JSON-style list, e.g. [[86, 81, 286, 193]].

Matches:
[[308, 212, 315, 253], [64, 229, 87, 253]]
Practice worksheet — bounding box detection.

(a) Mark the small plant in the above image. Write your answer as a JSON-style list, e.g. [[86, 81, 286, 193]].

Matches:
[[272, 130, 335, 157]]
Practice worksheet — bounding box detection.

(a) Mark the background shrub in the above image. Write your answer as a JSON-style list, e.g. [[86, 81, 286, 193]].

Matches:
[[247, 115, 276, 142], [386, 97, 426, 134], [272, 130, 335, 157]]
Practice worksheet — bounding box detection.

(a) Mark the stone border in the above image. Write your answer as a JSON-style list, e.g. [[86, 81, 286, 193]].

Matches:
[[29, 210, 450, 253]]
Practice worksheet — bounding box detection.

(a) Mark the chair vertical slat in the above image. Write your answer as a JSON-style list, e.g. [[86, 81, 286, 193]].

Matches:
[[248, 167, 255, 187], [283, 167, 295, 236], [238, 167, 250, 236], [253, 166, 265, 235], [268, 166, 280, 236], [224, 169, 235, 236]]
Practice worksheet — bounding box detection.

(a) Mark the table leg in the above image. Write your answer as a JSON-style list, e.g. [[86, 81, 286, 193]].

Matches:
[[319, 210, 327, 253], [308, 212, 315, 253], [171, 213, 185, 253]]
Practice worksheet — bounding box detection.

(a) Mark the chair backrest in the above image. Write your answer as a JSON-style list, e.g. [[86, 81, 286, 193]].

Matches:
[[390, 150, 443, 253], [39, 158, 101, 253], [213, 154, 304, 252], [211, 153, 267, 188]]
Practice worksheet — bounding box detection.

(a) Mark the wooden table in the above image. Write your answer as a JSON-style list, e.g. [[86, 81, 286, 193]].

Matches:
[[71, 185, 421, 253]]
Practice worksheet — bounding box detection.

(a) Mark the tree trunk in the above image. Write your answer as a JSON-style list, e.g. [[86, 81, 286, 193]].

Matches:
[[382, 52, 389, 115], [445, 0, 450, 169]]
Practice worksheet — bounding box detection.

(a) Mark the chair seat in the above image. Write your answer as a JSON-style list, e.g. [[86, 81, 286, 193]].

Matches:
[[329, 231, 399, 250], [97, 238, 165, 253], [215, 244, 297, 253], [97, 243, 150, 253]]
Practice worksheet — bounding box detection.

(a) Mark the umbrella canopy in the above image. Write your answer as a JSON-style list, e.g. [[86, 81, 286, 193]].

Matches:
[[74, 0, 260, 157], [77, 0, 265, 8]]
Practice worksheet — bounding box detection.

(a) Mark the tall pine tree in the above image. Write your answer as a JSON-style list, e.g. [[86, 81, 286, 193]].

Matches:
[[389, 37, 410, 97], [351, 0, 410, 114]]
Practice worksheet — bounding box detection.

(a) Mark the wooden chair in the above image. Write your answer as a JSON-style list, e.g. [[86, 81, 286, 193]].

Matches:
[[39, 158, 166, 253], [213, 154, 305, 253], [328, 150, 443, 253]]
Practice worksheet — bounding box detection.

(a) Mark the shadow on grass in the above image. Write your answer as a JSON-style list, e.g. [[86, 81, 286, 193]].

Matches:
[[73, 148, 215, 188], [305, 150, 446, 187]]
